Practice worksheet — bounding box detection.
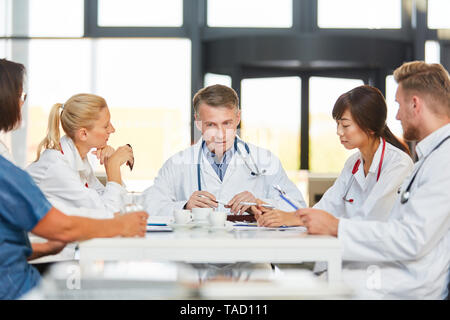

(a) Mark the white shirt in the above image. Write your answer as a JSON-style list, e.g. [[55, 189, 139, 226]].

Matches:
[[313, 139, 414, 279], [140, 137, 306, 216], [0, 139, 13, 162], [315, 138, 414, 221], [338, 124, 450, 299], [27, 135, 126, 219]]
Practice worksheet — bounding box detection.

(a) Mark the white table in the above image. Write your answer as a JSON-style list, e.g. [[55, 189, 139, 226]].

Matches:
[[79, 227, 342, 283]]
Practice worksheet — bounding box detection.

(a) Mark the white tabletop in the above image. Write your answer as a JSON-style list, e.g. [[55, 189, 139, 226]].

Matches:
[[79, 227, 342, 283]]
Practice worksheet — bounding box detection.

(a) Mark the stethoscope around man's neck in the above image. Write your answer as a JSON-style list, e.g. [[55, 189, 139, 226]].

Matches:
[[197, 138, 265, 191], [400, 135, 450, 204], [342, 137, 386, 203]]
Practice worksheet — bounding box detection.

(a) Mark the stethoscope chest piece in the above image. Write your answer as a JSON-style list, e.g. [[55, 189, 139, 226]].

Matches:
[[400, 191, 410, 204]]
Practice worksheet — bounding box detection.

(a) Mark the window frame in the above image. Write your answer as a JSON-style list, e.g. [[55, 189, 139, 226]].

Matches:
[[2, 0, 446, 169]]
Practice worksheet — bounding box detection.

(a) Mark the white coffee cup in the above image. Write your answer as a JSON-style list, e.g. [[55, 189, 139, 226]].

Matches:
[[174, 209, 192, 224], [191, 208, 212, 223], [209, 211, 227, 227]]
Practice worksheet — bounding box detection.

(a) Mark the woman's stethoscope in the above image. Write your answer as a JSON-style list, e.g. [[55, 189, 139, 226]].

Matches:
[[400, 135, 450, 204], [197, 138, 266, 191], [342, 138, 386, 203]]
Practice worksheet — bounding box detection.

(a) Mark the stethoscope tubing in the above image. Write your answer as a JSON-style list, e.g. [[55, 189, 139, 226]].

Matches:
[[197, 138, 263, 191], [342, 138, 386, 203], [400, 135, 450, 204]]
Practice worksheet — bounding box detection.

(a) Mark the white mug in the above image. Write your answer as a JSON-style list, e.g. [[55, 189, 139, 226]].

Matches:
[[191, 208, 212, 223], [209, 211, 227, 227], [174, 209, 192, 224]]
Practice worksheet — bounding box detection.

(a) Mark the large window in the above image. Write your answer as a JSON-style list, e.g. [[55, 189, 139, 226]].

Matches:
[[98, 0, 183, 27], [0, 40, 7, 57], [2, 0, 447, 185], [207, 0, 293, 28], [26, 39, 93, 166], [0, 0, 10, 36], [425, 41, 441, 64], [94, 39, 191, 190], [241, 77, 301, 172], [309, 77, 364, 173], [318, 0, 401, 29], [27, 0, 84, 37], [384, 40, 442, 143], [385, 75, 403, 139], [24, 39, 191, 191], [204, 73, 232, 88], [428, 0, 450, 29]]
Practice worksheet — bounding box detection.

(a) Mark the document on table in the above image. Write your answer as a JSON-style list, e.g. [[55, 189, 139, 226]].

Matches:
[[147, 216, 174, 224], [146, 224, 173, 232]]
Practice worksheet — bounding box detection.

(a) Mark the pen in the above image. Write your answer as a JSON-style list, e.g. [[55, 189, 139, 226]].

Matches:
[[279, 194, 299, 210], [147, 223, 168, 226], [198, 195, 227, 206], [273, 185, 299, 210]]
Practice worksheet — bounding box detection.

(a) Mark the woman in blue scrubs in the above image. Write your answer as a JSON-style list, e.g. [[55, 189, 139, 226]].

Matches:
[[0, 59, 149, 299]]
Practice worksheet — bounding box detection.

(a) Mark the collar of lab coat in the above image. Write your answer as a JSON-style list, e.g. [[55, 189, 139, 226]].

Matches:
[[367, 137, 385, 175], [190, 135, 279, 178], [202, 138, 235, 166], [354, 137, 384, 190], [59, 135, 91, 174], [196, 135, 240, 182], [415, 123, 450, 160]]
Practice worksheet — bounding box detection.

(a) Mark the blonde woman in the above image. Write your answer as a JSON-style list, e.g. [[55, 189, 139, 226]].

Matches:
[[27, 93, 134, 219]]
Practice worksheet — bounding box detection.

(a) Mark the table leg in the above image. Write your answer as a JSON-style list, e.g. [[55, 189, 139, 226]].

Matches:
[[327, 256, 342, 283]]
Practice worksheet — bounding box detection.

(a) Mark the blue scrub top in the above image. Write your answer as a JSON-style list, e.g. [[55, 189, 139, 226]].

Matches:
[[0, 155, 52, 299]]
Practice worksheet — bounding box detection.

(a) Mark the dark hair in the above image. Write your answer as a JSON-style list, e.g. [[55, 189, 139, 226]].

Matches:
[[0, 59, 25, 132], [193, 84, 239, 115], [332, 85, 410, 156]]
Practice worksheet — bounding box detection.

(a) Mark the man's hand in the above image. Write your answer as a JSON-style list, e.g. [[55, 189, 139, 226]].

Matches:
[[256, 209, 302, 227], [296, 208, 339, 236], [184, 191, 218, 210], [226, 191, 257, 214]]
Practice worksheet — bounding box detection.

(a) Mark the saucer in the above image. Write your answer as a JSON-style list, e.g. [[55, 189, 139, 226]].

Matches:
[[208, 225, 233, 231], [208, 221, 234, 231], [192, 221, 209, 227], [168, 223, 195, 229]]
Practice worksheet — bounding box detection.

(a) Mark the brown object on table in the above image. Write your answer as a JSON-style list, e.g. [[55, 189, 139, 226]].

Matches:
[[226, 214, 256, 222], [126, 143, 134, 171]]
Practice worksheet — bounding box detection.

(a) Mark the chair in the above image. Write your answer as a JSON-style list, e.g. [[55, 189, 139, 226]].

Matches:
[[308, 173, 338, 207]]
